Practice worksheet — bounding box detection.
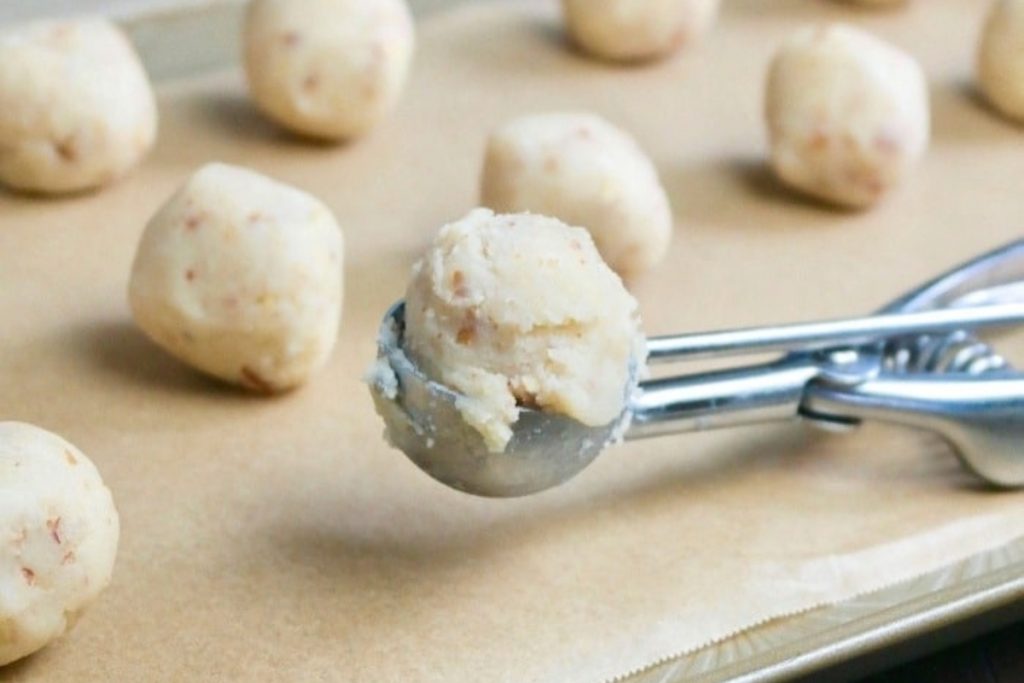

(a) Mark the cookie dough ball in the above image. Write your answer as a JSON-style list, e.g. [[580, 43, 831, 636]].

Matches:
[[0, 422, 119, 666], [244, 0, 415, 141], [978, 0, 1024, 123], [562, 0, 720, 62], [481, 112, 672, 277], [403, 209, 646, 452], [128, 163, 344, 392], [0, 18, 157, 195], [764, 24, 929, 209]]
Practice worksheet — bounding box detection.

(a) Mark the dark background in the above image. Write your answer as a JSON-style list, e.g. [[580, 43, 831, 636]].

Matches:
[[841, 622, 1024, 683], [863, 622, 1024, 682]]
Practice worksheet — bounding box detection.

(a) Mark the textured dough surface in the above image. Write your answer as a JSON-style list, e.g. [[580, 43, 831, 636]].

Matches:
[[978, 0, 1024, 123], [244, 0, 415, 140], [0, 18, 156, 194], [128, 163, 344, 392], [561, 0, 719, 62], [481, 112, 673, 277], [0, 422, 119, 667], [765, 24, 929, 208], [403, 209, 646, 452]]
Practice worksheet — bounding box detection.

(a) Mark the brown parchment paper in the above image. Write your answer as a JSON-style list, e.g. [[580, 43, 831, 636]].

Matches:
[[2, 1, 1024, 681]]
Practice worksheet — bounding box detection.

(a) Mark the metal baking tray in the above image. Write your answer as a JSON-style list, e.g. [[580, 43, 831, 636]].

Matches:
[[9, 1, 1020, 680]]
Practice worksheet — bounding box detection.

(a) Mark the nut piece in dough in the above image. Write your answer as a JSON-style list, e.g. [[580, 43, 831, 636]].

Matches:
[[244, 0, 415, 141], [561, 0, 720, 63], [481, 112, 673, 278], [403, 209, 646, 452], [128, 163, 344, 393], [978, 0, 1024, 123], [0, 422, 119, 666], [0, 18, 157, 194], [765, 24, 929, 209]]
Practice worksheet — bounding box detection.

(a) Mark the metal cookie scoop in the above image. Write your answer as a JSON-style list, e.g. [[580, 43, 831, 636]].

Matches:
[[369, 240, 1024, 497]]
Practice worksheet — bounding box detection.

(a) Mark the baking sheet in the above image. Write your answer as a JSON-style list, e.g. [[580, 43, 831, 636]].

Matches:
[[2, 1, 1024, 681]]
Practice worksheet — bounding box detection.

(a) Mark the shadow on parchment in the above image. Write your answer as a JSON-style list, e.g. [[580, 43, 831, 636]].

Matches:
[[0, 647, 50, 679], [931, 78, 1024, 143], [194, 91, 357, 151], [258, 422, 977, 583], [69, 318, 266, 400], [728, 158, 826, 207], [255, 427, 815, 582], [530, 14, 575, 57], [0, 182, 107, 203], [659, 78, 1024, 229], [659, 156, 860, 234], [729, 159, 878, 214]]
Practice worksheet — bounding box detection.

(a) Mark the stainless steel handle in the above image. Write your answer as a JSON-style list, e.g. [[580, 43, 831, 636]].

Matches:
[[629, 239, 1024, 446], [645, 304, 1024, 362], [881, 239, 1024, 314], [628, 359, 820, 440], [803, 375, 1024, 487]]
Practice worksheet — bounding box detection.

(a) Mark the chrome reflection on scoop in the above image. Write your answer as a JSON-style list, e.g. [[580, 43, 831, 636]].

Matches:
[[370, 240, 1024, 497]]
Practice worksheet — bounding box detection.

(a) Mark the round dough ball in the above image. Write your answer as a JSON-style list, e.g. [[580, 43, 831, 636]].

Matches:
[[403, 209, 646, 452], [562, 0, 720, 62], [0, 18, 157, 195], [128, 163, 344, 392], [244, 0, 415, 141], [764, 24, 929, 208], [978, 0, 1024, 123], [0, 422, 119, 666], [480, 112, 673, 277]]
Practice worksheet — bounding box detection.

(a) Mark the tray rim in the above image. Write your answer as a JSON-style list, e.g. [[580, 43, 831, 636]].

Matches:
[[33, 1, 1024, 680], [625, 536, 1024, 682]]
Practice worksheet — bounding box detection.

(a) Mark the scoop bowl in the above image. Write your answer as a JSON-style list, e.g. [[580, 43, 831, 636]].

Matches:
[[367, 303, 630, 497]]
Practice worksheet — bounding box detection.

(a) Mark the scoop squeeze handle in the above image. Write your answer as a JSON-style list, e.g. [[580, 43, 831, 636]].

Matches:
[[804, 375, 1024, 487]]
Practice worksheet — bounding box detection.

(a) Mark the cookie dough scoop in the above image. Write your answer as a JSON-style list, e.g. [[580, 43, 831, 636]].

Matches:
[[370, 228, 1024, 497]]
